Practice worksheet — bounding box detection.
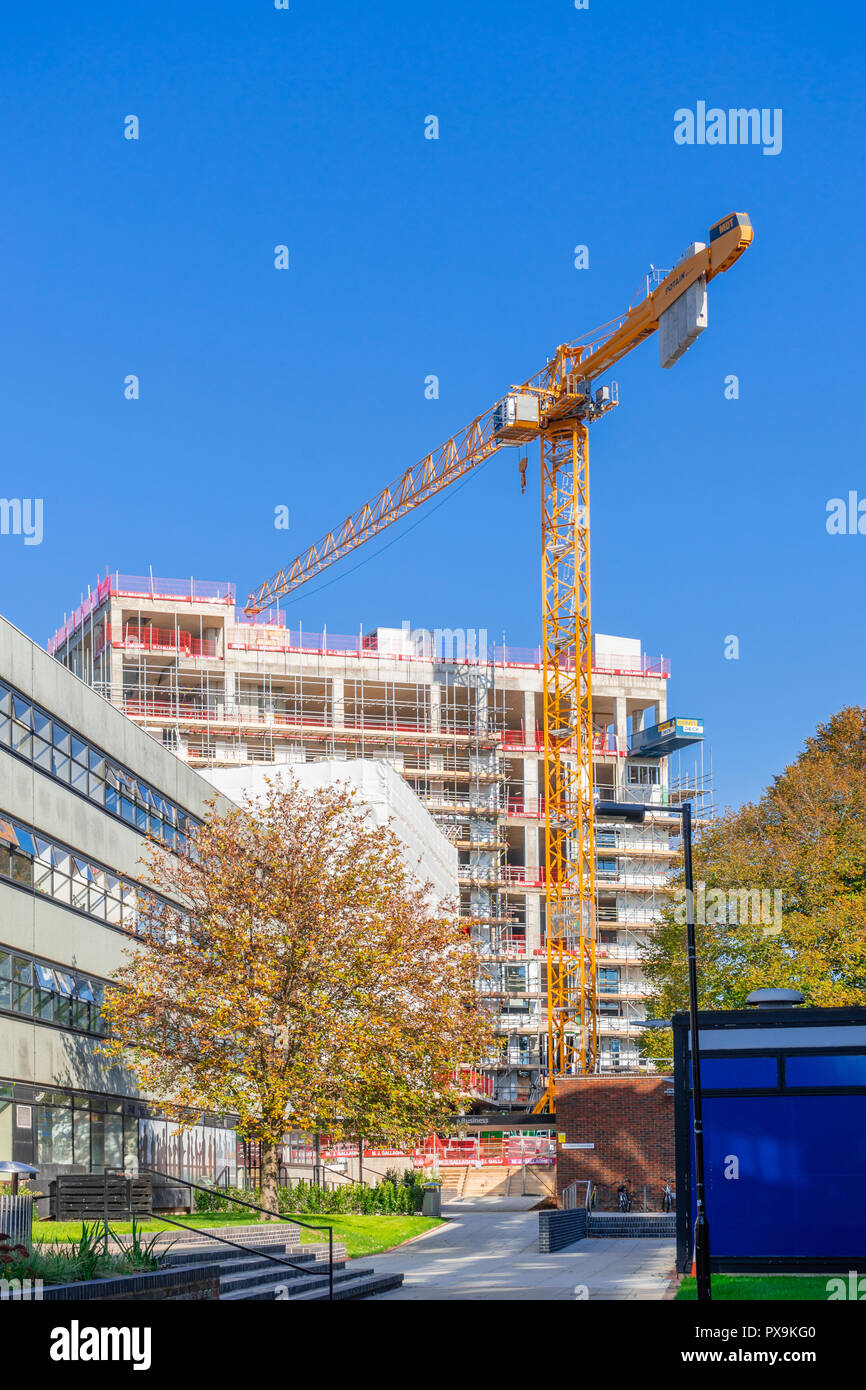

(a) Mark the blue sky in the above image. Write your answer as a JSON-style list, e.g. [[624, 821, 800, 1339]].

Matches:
[[0, 0, 862, 812]]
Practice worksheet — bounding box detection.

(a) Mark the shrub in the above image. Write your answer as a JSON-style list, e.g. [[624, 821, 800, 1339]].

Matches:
[[0, 1219, 172, 1287]]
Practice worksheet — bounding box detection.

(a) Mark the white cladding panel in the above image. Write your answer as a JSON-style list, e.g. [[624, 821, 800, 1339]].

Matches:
[[204, 759, 458, 906]]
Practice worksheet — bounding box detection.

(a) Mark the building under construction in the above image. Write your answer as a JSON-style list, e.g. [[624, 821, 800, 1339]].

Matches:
[[49, 571, 709, 1107]]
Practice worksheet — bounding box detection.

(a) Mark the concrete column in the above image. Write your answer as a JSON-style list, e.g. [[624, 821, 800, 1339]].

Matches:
[[331, 675, 344, 728], [524, 895, 541, 954], [430, 682, 441, 732], [634, 702, 657, 734], [523, 688, 536, 743], [614, 696, 628, 757]]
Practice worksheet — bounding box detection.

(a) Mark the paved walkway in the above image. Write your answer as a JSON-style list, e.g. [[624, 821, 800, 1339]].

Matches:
[[371, 1199, 675, 1301]]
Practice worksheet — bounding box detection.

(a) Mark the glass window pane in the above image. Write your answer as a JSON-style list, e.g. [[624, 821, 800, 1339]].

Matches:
[[52, 724, 70, 753], [52, 872, 71, 905], [13, 696, 32, 726], [73, 1107, 90, 1169], [70, 761, 88, 793], [34, 858, 52, 895], [14, 826, 35, 856], [12, 724, 32, 758], [33, 738, 52, 769], [11, 853, 33, 888], [32, 709, 50, 738], [35, 989, 54, 1021], [89, 749, 105, 775], [12, 982, 32, 1014], [71, 737, 87, 765], [38, 1104, 73, 1166], [52, 751, 70, 782]]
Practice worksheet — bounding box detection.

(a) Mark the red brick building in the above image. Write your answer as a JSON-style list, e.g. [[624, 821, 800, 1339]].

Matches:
[[555, 1076, 676, 1211]]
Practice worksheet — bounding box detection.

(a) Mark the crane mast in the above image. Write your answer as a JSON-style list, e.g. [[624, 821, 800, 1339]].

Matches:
[[246, 212, 753, 1107]]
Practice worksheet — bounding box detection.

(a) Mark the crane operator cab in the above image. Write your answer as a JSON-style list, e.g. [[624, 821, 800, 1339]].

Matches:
[[492, 391, 540, 444]]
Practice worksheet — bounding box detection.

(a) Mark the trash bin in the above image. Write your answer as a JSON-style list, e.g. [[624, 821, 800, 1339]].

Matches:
[[421, 1182, 442, 1218]]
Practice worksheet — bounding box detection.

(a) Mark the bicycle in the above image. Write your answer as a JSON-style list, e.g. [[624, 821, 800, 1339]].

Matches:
[[617, 1182, 632, 1213], [662, 1181, 674, 1213]]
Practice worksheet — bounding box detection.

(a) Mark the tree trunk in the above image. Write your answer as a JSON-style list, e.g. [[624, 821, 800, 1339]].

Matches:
[[260, 1141, 281, 1221]]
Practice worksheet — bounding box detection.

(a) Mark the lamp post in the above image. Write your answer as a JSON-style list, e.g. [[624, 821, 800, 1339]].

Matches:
[[596, 798, 711, 1301]]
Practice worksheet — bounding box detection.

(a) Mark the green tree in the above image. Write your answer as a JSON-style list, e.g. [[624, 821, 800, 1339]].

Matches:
[[641, 707, 866, 1065]]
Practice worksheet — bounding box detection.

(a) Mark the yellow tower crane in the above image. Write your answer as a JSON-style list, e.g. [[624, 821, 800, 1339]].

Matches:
[[245, 211, 754, 1111]]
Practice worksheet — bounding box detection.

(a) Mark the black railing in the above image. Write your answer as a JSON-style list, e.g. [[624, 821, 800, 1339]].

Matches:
[[142, 1166, 335, 1300]]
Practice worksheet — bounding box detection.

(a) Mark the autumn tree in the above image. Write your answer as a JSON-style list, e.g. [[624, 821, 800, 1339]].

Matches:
[[102, 778, 491, 1214], [641, 707, 866, 1065]]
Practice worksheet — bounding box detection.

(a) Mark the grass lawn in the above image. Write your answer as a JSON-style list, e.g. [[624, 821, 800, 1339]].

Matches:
[[32, 1211, 442, 1260], [677, 1274, 837, 1301]]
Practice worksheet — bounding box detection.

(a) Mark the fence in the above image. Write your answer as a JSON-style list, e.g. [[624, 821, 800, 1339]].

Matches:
[[0, 1195, 33, 1248]]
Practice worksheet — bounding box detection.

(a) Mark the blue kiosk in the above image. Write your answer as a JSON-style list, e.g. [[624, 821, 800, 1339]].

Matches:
[[674, 999, 866, 1273]]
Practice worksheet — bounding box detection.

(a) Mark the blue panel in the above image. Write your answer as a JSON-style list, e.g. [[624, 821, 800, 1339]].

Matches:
[[689, 1094, 866, 1259], [786, 1054, 866, 1088], [695, 1056, 778, 1089]]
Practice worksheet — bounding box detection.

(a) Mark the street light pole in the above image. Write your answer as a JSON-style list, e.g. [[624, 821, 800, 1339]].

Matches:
[[596, 797, 711, 1300], [681, 800, 712, 1300]]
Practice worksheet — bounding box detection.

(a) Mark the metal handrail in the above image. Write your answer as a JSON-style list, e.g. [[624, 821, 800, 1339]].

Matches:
[[154, 1213, 328, 1287], [142, 1166, 335, 1300]]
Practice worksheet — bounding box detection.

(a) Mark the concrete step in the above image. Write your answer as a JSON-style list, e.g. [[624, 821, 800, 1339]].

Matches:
[[162, 1236, 348, 1265], [221, 1266, 404, 1301], [219, 1256, 350, 1298], [161, 1238, 404, 1300], [587, 1212, 676, 1238]]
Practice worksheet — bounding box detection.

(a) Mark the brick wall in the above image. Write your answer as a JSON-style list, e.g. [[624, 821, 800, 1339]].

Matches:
[[555, 1076, 675, 1211]]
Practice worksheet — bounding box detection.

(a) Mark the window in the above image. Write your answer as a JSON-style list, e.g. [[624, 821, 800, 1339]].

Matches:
[[0, 951, 107, 1035], [626, 763, 660, 786], [0, 677, 198, 849], [12, 957, 32, 1014], [0, 809, 171, 938]]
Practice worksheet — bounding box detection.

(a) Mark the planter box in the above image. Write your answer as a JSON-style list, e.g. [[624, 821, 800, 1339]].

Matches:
[[538, 1208, 587, 1252], [40, 1263, 221, 1302]]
